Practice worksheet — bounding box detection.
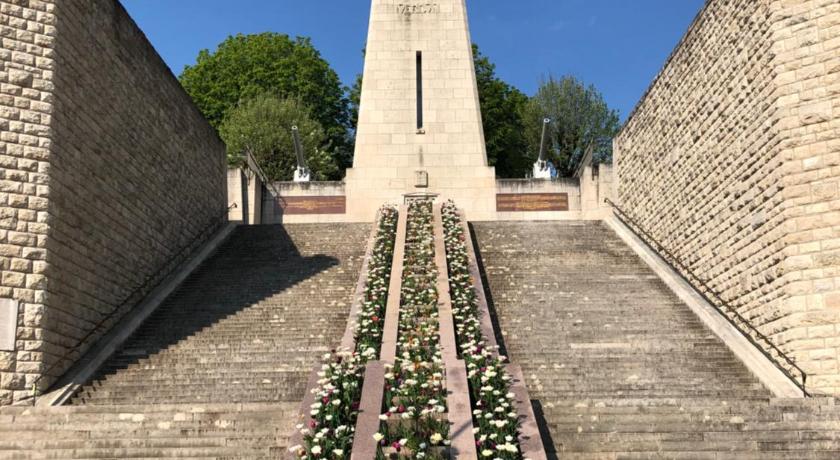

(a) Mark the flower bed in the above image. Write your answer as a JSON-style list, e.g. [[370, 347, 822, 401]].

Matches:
[[293, 206, 399, 459], [378, 200, 450, 459], [441, 200, 523, 459]]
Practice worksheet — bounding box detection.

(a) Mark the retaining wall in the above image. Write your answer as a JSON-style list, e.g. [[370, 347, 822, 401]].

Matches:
[[0, 0, 227, 405], [232, 169, 614, 224], [615, 0, 840, 394]]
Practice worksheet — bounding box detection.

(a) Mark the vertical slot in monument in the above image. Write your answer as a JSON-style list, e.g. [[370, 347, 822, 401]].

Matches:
[[345, 0, 497, 221], [416, 51, 424, 132]]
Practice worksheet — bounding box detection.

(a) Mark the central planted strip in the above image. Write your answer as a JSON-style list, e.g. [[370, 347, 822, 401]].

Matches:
[[379, 200, 450, 458], [290, 200, 543, 459]]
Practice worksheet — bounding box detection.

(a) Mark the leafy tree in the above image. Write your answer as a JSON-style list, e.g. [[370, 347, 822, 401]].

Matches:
[[472, 44, 531, 178], [348, 72, 363, 135], [219, 94, 338, 182], [523, 75, 620, 176], [179, 33, 352, 170]]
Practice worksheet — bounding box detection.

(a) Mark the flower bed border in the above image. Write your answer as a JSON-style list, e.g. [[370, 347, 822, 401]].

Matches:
[[351, 205, 409, 458], [432, 205, 479, 458], [448, 205, 548, 460]]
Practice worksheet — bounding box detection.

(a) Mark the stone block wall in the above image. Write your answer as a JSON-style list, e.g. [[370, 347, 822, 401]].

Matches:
[[0, 0, 227, 405], [615, 0, 840, 394], [773, 0, 840, 393], [0, 0, 55, 403]]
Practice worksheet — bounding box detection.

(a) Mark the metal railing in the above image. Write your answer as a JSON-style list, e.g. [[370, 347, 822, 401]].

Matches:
[[604, 198, 809, 397], [573, 144, 595, 180], [23, 204, 236, 405], [244, 149, 283, 201]]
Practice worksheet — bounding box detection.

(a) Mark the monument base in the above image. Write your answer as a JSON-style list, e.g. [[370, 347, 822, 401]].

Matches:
[[344, 166, 497, 222]]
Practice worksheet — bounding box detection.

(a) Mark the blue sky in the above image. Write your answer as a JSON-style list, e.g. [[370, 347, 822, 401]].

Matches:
[[121, 0, 704, 121]]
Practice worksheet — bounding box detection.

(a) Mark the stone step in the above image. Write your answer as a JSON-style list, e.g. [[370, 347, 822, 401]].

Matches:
[[473, 221, 840, 456], [94, 371, 309, 383], [65, 223, 369, 408], [74, 394, 299, 405], [0, 446, 278, 459], [547, 419, 840, 433], [554, 437, 840, 453], [554, 453, 840, 460], [0, 224, 372, 457], [1, 402, 299, 415], [0, 426, 287, 438]]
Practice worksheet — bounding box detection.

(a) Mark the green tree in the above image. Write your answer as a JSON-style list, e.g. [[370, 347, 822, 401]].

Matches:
[[348, 72, 363, 135], [523, 75, 620, 176], [219, 94, 338, 182], [179, 33, 352, 171], [472, 44, 530, 178]]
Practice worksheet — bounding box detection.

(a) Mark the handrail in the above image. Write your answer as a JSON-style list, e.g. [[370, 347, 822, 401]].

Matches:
[[244, 149, 284, 202], [24, 204, 237, 405], [604, 198, 810, 397], [573, 143, 595, 179]]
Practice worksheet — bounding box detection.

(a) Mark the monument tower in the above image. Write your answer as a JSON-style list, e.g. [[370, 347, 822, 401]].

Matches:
[[344, 0, 497, 221]]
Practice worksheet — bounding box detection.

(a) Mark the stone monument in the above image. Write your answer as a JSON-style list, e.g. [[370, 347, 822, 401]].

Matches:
[[344, 0, 497, 221]]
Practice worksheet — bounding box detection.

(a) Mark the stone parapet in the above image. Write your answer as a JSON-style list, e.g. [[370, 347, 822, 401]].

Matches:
[[263, 181, 347, 224], [245, 173, 616, 225]]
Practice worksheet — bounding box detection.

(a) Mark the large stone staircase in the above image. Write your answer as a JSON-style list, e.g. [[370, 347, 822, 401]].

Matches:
[[0, 223, 369, 459], [473, 221, 840, 459]]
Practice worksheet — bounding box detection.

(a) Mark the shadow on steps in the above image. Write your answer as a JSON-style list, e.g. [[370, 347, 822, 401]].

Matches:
[[468, 222, 510, 358], [59, 224, 364, 405]]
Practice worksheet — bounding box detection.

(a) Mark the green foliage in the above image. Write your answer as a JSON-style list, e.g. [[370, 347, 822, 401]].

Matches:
[[219, 94, 338, 181], [179, 33, 352, 170], [348, 72, 363, 133], [523, 75, 620, 176], [472, 44, 531, 178], [207, 36, 620, 180]]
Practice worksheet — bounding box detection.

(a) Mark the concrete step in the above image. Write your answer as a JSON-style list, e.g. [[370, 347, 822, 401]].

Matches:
[[66, 223, 369, 407], [0, 224, 369, 457], [0, 402, 295, 458], [473, 221, 840, 456]]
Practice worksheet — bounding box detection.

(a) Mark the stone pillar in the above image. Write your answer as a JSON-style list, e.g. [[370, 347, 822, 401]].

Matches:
[[226, 168, 262, 225], [227, 168, 246, 223], [598, 164, 615, 206], [344, 0, 497, 221], [579, 165, 599, 213], [246, 171, 262, 225]]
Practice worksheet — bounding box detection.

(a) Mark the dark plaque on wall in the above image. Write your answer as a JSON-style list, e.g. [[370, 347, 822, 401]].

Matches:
[[496, 193, 569, 212], [277, 196, 347, 215]]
